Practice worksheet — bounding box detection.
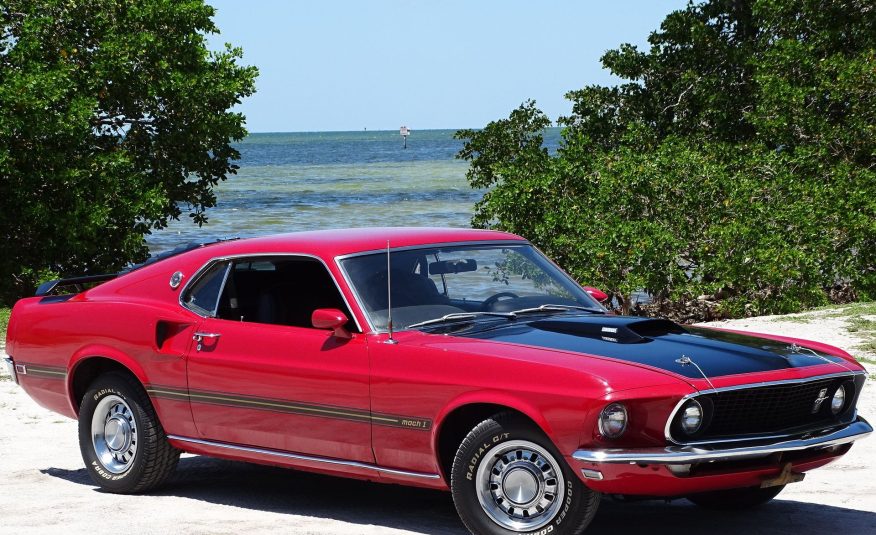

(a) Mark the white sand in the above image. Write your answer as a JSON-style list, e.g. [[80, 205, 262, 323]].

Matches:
[[1, 311, 874, 534]]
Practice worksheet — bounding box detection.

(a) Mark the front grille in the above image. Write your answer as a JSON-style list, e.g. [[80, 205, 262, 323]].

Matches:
[[670, 375, 860, 443]]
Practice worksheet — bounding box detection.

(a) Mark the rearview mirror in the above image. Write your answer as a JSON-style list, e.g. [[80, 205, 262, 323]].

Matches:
[[311, 308, 352, 338], [583, 286, 609, 303], [429, 258, 477, 275]]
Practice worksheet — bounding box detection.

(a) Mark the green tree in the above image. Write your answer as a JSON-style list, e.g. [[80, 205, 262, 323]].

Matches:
[[0, 0, 257, 303], [457, 0, 876, 318]]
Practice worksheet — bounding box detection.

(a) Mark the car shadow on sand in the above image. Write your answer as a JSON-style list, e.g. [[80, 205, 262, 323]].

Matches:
[[43, 456, 876, 535]]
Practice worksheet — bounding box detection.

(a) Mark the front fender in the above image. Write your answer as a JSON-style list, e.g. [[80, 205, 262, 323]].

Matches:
[[436, 389, 557, 436]]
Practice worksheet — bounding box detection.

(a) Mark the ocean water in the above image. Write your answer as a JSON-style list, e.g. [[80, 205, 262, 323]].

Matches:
[[146, 129, 562, 254]]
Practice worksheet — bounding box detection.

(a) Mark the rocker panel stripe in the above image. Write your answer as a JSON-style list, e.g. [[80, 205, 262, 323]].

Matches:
[[166, 434, 441, 479]]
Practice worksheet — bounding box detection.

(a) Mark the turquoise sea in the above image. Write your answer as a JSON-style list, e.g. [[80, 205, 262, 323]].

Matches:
[[146, 129, 563, 254]]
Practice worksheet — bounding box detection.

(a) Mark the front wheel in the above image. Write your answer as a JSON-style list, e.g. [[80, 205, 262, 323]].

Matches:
[[451, 413, 599, 535], [686, 484, 785, 510], [78, 371, 179, 493]]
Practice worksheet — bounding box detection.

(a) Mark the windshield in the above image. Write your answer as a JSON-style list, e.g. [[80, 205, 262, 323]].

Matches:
[[340, 243, 603, 330]]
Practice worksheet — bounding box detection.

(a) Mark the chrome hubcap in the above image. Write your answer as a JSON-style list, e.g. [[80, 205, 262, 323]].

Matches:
[[104, 416, 132, 451], [91, 395, 138, 474], [475, 440, 565, 532], [503, 466, 540, 504]]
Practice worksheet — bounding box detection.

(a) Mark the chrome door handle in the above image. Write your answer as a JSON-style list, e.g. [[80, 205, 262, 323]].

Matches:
[[193, 332, 221, 340], [193, 332, 221, 351]]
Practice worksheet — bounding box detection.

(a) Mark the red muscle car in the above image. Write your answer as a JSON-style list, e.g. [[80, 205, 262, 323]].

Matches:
[[4, 228, 871, 535]]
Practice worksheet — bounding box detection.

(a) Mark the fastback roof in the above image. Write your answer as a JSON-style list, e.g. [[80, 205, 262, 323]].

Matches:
[[198, 227, 525, 259]]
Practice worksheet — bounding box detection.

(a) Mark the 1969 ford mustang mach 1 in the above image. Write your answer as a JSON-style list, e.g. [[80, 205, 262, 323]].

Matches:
[[4, 228, 871, 535]]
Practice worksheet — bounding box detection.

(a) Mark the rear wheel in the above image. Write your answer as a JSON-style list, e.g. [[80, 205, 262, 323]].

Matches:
[[451, 412, 600, 535], [78, 371, 179, 493], [686, 484, 785, 510]]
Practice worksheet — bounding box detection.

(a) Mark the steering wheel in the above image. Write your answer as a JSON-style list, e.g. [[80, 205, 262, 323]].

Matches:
[[483, 291, 520, 310]]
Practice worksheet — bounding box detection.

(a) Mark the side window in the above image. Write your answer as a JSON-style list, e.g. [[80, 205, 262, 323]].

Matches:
[[182, 262, 231, 316], [215, 257, 357, 331]]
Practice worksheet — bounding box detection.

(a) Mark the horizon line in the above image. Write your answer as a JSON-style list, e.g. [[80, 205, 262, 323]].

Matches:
[[243, 125, 563, 135]]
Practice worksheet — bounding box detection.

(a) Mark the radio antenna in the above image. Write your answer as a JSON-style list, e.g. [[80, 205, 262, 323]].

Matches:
[[386, 240, 397, 344]]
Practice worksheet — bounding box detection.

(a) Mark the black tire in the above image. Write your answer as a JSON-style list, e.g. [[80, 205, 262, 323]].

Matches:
[[686, 484, 785, 510], [78, 371, 179, 493], [451, 412, 600, 535]]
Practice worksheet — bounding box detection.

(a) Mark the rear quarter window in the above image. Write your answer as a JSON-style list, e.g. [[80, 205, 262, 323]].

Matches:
[[182, 262, 230, 316]]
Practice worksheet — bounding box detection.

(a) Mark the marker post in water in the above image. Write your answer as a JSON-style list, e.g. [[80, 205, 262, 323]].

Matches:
[[400, 126, 410, 149]]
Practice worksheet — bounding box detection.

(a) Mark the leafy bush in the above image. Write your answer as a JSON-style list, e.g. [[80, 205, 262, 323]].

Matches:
[[457, 0, 876, 320], [0, 306, 9, 344], [0, 1, 257, 304]]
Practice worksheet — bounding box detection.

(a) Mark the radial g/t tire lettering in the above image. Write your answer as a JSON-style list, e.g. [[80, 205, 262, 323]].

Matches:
[[451, 412, 600, 535], [78, 371, 179, 493]]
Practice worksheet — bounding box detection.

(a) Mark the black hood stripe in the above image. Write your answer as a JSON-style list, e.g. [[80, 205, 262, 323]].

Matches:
[[450, 315, 847, 379]]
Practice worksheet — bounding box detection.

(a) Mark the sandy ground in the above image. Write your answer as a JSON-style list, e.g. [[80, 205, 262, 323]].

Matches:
[[1, 312, 875, 535]]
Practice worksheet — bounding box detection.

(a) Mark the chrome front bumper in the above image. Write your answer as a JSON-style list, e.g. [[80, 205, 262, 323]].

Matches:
[[572, 417, 872, 465]]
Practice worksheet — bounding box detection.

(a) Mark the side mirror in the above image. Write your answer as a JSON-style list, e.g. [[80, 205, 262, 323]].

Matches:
[[312, 308, 352, 338], [583, 286, 609, 303]]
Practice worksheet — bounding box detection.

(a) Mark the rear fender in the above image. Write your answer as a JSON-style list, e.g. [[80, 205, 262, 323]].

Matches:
[[67, 345, 150, 415], [5, 297, 40, 356]]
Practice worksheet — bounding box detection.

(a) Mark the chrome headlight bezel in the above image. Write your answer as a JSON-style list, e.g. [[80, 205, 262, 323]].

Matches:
[[598, 402, 628, 439], [668, 395, 713, 441], [679, 398, 704, 435]]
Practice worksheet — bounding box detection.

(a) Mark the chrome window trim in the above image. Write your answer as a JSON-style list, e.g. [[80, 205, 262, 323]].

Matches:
[[332, 239, 527, 261], [333, 239, 599, 334], [334, 258, 378, 333], [663, 371, 867, 446], [167, 434, 440, 479], [178, 252, 364, 333]]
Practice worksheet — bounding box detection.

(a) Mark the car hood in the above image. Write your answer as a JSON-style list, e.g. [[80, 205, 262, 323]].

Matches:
[[432, 314, 849, 380]]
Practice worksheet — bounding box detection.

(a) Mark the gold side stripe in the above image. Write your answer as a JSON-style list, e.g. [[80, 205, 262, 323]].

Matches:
[[147, 386, 430, 429], [25, 369, 67, 377], [150, 388, 376, 421], [16, 363, 67, 379], [22, 365, 66, 373], [188, 392, 375, 420], [147, 389, 190, 397]]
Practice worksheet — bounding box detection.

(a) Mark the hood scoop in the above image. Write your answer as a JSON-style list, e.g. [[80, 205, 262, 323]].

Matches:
[[530, 317, 687, 344]]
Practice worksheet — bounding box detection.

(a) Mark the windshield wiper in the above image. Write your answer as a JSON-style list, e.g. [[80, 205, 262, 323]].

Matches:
[[509, 304, 606, 316], [406, 304, 604, 330], [406, 311, 517, 330]]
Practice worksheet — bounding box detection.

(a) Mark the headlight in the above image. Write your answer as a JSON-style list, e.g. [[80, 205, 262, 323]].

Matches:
[[680, 399, 703, 434], [598, 403, 628, 439], [831, 385, 846, 415]]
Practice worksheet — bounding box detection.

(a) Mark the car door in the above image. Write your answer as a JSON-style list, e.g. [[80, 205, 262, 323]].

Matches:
[[182, 256, 373, 463]]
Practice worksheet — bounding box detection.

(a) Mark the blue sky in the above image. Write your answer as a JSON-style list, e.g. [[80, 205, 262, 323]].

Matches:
[[207, 1, 689, 133]]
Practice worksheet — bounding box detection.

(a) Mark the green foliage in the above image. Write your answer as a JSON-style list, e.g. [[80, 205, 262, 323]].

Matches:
[[0, 0, 257, 303], [457, 0, 876, 318], [0, 306, 9, 343]]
